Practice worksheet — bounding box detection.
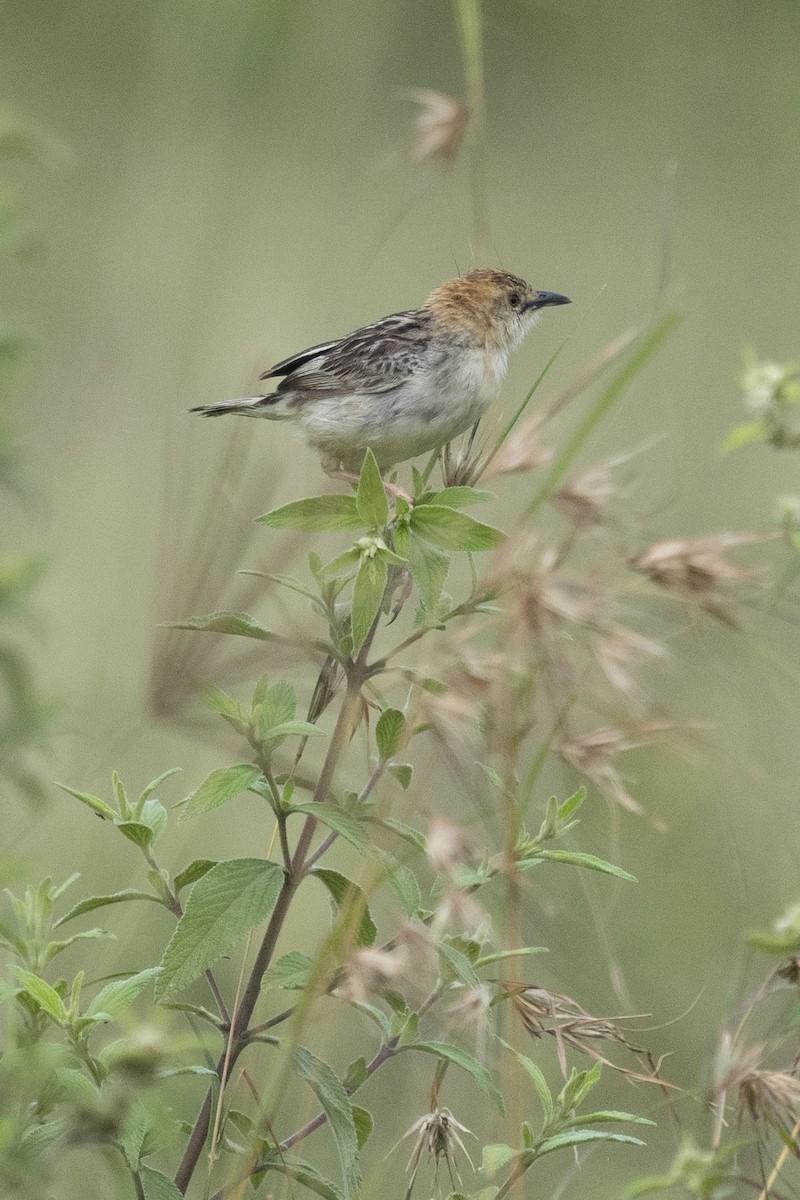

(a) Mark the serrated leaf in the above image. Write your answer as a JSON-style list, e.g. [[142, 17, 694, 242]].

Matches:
[[166, 610, 278, 640], [376, 708, 405, 760], [156, 859, 284, 1001], [259, 719, 326, 748], [120, 1094, 152, 1169], [173, 860, 217, 892], [139, 1165, 185, 1200], [85, 967, 160, 1022], [12, 968, 67, 1024], [428, 486, 493, 509], [400, 1041, 504, 1112], [258, 494, 362, 531], [293, 1047, 361, 1197], [203, 686, 244, 721], [55, 889, 162, 926], [291, 804, 367, 850], [312, 869, 377, 947], [55, 783, 116, 820], [181, 765, 260, 820], [529, 850, 636, 881], [407, 535, 449, 613], [256, 680, 297, 729], [410, 505, 506, 552], [356, 449, 388, 528], [262, 951, 315, 991], [351, 553, 387, 652]]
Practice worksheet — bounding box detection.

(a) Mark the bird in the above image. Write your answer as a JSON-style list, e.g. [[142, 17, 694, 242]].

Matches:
[[191, 268, 570, 477]]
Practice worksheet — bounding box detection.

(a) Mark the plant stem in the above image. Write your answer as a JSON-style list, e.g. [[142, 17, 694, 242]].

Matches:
[[174, 678, 365, 1194]]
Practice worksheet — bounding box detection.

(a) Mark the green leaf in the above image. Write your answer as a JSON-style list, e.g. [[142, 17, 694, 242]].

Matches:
[[173, 860, 217, 892], [529, 850, 636, 881], [204, 686, 246, 726], [293, 1047, 361, 1197], [557, 1062, 602, 1112], [438, 940, 483, 989], [262, 951, 315, 991], [156, 859, 284, 1001], [256, 680, 297, 729], [428, 486, 493, 509], [344, 1057, 368, 1091], [138, 767, 182, 805], [568, 1111, 656, 1128], [482, 1143, 517, 1174], [55, 782, 116, 820], [12, 968, 67, 1024], [407, 535, 449, 613], [375, 816, 426, 852], [351, 552, 388, 653], [352, 1106, 373, 1150], [719, 420, 766, 455], [120, 1094, 152, 1169], [258, 494, 362, 531], [410, 505, 506, 552], [312, 869, 377, 947], [166, 610, 279, 641], [116, 821, 157, 850], [356, 449, 388, 528], [181, 765, 260, 820], [376, 708, 405, 760], [264, 1158, 345, 1200], [498, 1039, 554, 1125], [378, 853, 421, 917], [291, 804, 367, 851], [258, 719, 326, 748], [55, 889, 162, 926], [138, 798, 167, 843], [400, 1042, 504, 1112], [85, 967, 160, 1022], [388, 763, 413, 790], [139, 1165, 185, 1200], [533, 1129, 647, 1159]]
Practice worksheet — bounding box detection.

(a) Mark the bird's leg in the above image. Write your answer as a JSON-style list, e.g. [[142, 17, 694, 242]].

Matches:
[[321, 456, 412, 505]]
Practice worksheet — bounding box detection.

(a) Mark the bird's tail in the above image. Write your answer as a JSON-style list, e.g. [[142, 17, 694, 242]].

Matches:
[[190, 395, 287, 418]]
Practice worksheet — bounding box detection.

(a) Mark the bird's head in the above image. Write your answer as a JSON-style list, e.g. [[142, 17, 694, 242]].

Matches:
[[425, 268, 571, 351]]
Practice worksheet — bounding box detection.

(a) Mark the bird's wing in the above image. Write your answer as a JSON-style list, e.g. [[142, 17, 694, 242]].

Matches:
[[259, 310, 430, 394]]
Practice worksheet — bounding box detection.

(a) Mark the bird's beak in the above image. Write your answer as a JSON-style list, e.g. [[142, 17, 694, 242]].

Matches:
[[527, 291, 571, 310]]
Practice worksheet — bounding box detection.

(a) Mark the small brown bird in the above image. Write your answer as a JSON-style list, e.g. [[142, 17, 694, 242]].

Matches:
[[191, 268, 570, 475]]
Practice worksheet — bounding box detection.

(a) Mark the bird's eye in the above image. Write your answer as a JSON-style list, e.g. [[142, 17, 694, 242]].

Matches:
[[509, 291, 521, 309]]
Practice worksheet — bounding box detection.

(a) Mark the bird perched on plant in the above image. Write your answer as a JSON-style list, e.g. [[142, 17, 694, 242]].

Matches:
[[191, 268, 570, 476]]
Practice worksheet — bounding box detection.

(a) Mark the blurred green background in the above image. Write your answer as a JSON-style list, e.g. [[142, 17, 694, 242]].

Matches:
[[3, 0, 800, 1195]]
